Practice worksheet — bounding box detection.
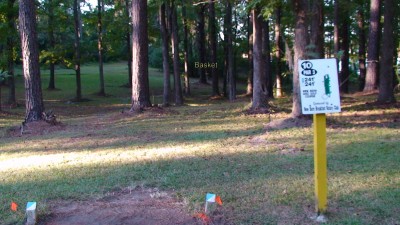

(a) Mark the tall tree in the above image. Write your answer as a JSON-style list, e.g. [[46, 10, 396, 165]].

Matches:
[[292, 0, 308, 117], [131, 0, 151, 111], [97, 0, 105, 96], [73, 0, 82, 101], [170, 0, 183, 105], [263, 20, 273, 98], [182, 4, 191, 95], [226, 0, 235, 101], [357, 6, 367, 91], [47, 0, 56, 90], [19, 0, 45, 122], [6, 0, 16, 105], [310, 0, 324, 58], [159, 3, 170, 106], [247, 13, 253, 96], [125, 0, 132, 87], [340, 13, 350, 93], [333, 0, 340, 58], [364, 0, 381, 92], [196, 4, 207, 84], [274, 6, 283, 97], [209, 0, 219, 96], [251, 7, 268, 110], [377, 0, 396, 103]]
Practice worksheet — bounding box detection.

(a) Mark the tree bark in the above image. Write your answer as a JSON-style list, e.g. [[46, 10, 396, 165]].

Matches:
[[334, 0, 340, 57], [7, 0, 16, 105], [263, 21, 273, 98], [251, 8, 268, 109], [310, 0, 324, 58], [274, 6, 283, 97], [125, 0, 132, 87], [357, 8, 367, 91], [340, 16, 350, 93], [226, 1, 235, 101], [377, 0, 396, 103], [196, 5, 207, 84], [292, 0, 308, 117], [73, 0, 82, 101], [182, 5, 191, 95], [170, 0, 183, 105], [246, 13, 253, 96], [209, 0, 219, 96], [160, 3, 170, 106], [364, 0, 381, 92], [19, 0, 45, 122], [97, 0, 105, 96], [130, 0, 151, 111], [47, 0, 56, 90]]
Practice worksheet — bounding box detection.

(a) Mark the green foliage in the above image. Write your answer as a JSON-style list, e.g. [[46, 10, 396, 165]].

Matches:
[[0, 70, 10, 82], [149, 45, 163, 69]]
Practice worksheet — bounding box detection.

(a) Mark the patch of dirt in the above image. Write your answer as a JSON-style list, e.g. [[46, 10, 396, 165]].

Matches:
[[6, 121, 66, 137], [40, 188, 203, 225], [265, 117, 312, 131], [279, 147, 305, 155], [246, 107, 271, 115], [109, 106, 180, 122]]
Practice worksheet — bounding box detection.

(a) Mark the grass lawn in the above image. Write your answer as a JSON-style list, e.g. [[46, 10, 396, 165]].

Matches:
[[0, 62, 399, 224]]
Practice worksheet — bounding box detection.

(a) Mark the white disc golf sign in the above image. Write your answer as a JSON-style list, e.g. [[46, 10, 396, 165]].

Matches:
[[299, 59, 341, 114]]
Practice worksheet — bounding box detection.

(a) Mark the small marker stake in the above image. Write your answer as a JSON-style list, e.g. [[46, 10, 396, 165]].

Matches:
[[205, 193, 216, 213], [26, 202, 37, 225]]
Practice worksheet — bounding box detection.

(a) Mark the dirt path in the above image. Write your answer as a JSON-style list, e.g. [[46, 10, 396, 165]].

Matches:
[[40, 188, 201, 225]]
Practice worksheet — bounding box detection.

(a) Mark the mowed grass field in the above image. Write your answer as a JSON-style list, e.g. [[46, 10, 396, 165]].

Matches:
[[0, 62, 399, 224]]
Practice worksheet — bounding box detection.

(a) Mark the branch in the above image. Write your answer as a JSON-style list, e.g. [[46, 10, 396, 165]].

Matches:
[[193, 0, 218, 6]]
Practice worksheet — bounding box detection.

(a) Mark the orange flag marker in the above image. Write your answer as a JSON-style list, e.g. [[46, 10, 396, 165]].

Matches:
[[194, 213, 210, 224], [215, 196, 223, 206], [11, 202, 18, 211]]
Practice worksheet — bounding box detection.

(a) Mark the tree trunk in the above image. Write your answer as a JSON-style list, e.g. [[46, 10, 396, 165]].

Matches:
[[292, 0, 308, 118], [357, 8, 367, 91], [247, 13, 253, 96], [377, 0, 396, 103], [251, 8, 268, 109], [340, 16, 350, 93], [171, 0, 183, 105], [274, 6, 283, 97], [182, 5, 191, 95], [364, 0, 381, 92], [19, 0, 45, 122], [209, 0, 219, 96], [130, 0, 151, 111], [125, 0, 132, 87], [0, 85, 2, 111], [263, 21, 273, 98], [160, 3, 170, 106], [333, 0, 340, 58], [197, 5, 207, 84], [310, 0, 324, 58], [73, 0, 82, 101], [47, 0, 56, 90], [97, 0, 105, 96], [392, 8, 399, 89], [226, 1, 235, 101], [7, 0, 16, 105]]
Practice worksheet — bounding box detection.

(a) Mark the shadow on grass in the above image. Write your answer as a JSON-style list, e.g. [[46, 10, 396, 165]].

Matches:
[[1, 138, 399, 224], [327, 112, 400, 129]]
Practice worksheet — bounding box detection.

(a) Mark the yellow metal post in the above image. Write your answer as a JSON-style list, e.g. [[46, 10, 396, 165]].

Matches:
[[313, 113, 327, 214]]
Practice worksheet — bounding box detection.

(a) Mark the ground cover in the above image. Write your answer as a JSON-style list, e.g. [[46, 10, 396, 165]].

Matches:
[[0, 63, 399, 224]]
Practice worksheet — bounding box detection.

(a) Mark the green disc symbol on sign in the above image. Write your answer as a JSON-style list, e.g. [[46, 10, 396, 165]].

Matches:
[[324, 74, 331, 98]]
